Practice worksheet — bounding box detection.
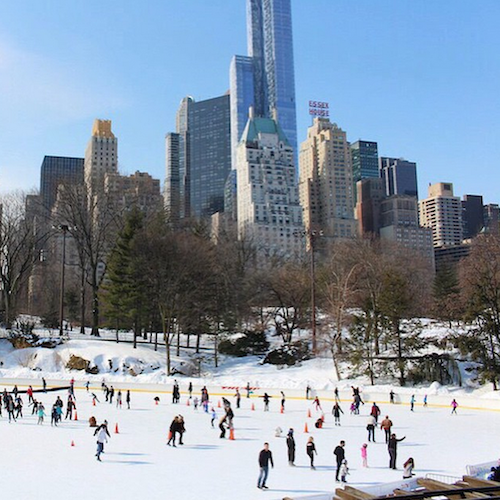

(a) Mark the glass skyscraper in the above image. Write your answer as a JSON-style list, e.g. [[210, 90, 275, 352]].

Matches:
[[164, 94, 231, 221], [379, 157, 418, 199], [231, 0, 297, 169]]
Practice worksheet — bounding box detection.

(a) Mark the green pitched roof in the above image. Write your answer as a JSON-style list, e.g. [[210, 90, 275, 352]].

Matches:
[[240, 116, 291, 146]]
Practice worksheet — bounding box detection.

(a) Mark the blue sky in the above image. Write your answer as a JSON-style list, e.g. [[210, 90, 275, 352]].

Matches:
[[1, 1, 499, 203]]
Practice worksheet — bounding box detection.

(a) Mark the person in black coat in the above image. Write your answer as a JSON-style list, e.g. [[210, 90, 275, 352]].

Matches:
[[333, 440, 346, 481], [306, 436, 317, 469], [388, 433, 406, 469], [332, 403, 344, 426], [286, 428, 296, 466], [257, 443, 274, 489]]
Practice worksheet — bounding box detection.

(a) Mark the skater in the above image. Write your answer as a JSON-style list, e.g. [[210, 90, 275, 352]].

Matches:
[[388, 433, 406, 469], [94, 420, 110, 461], [188, 382, 193, 399], [313, 396, 322, 412], [210, 407, 217, 427], [30, 398, 38, 415], [286, 428, 295, 466], [389, 390, 395, 404], [423, 394, 428, 407], [354, 393, 364, 414], [126, 390, 131, 409], [104, 385, 110, 402], [14, 396, 23, 418], [193, 396, 199, 410], [257, 443, 274, 489], [167, 416, 181, 446], [306, 384, 311, 400], [306, 436, 317, 469], [13, 385, 18, 398], [332, 402, 344, 425], [370, 402, 381, 423], [50, 404, 59, 426], [65, 397, 76, 420], [340, 459, 349, 483], [334, 440, 346, 482], [410, 395, 415, 412], [263, 392, 270, 411], [246, 382, 251, 398], [178, 415, 185, 445], [91, 392, 100, 404], [280, 391, 286, 411], [350, 402, 356, 415], [42, 377, 47, 392], [234, 388, 241, 409], [380, 415, 393, 444], [201, 386, 209, 407], [172, 381, 180, 404], [7, 396, 16, 422], [334, 387, 340, 402], [109, 386, 114, 405], [361, 443, 368, 467], [403, 457, 415, 478], [37, 403, 46, 425], [451, 399, 458, 414], [116, 390, 122, 408], [367, 414, 376, 442], [27, 385, 34, 404], [85, 380, 90, 392]]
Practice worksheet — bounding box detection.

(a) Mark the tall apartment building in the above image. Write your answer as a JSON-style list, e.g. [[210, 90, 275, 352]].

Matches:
[[351, 140, 379, 205], [299, 118, 356, 241], [84, 119, 118, 194], [104, 171, 162, 216], [462, 194, 484, 239], [40, 156, 84, 211], [484, 204, 500, 235], [164, 95, 231, 221], [419, 182, 463, 247], [230, 0, 297, 167], [379, 157, 418, 198], [355, 178, 384, 236], [236, 114, 303, 258]]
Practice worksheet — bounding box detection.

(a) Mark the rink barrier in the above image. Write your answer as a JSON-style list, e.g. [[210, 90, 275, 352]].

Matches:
[[466, 459, 500, 478]]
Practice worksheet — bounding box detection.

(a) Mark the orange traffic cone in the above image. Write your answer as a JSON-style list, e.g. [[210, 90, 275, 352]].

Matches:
[[217, 400, 221, 408], [280, 406, 284, 414], [115, 423, 119, 434], [307, 408, 311, 418], [251, 403, 255, 411], [93, 399, 96, 406], [74, 411, 78, 421], [229, 428, 235, 440], [71, 440, 75, 447], [304, 422, 309, 433]]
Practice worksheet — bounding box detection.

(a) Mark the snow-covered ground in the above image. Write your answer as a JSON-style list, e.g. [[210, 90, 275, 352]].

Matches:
[[1, 380, 499, 500]]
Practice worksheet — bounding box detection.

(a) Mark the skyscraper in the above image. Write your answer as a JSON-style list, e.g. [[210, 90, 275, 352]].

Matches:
[[236, 112, 303, 258], [164, 94, 231, 221], [351, 140, 379, 183], [379, 157, 418, 198], [299, 118, 357, 241], [419, 182, 463, 248], [84, 119, 118, 194], [40, 155, 84, 210], [461, 194, 484, 239], [231, 0, 297, 167]]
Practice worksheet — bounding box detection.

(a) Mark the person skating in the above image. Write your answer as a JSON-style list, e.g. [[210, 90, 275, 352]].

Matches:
[[116, 390, 122, 408], [380, 415, 393, 444], [246, 382, 251, 398], [306, 384, 311, 400], [332, 402, 344, 426], [403, 457, 415, 478], [334, 440, 346, 482], [37, 403, 45, 425], [313, 396, 322, 412], [451, 399, 458, 414], [263, 393, 270, 411], [91, 392, 100, 405], [42, 377, 47, 392], [234, 388, 241, 409], [50, 404, 59, 426], [109, 386, 114, 405], [27, 385, 34, 404], [210, 407, 217, 428], [286, 428, 296, 466], [126, 390, 131, 409], [306, 436, 317, 469], [65, 397, 76, 420], [30, 398, 38, 415], [340, 459, 349, 483], [280, 391, 286, 411], [367, 414, 376, 442], [14, 396, 23, 418], [410, 395, 415, 412], [257, 442, 274, 489], [188, 382, 193, 399], [388, 433, 406, 469], [389, 390, 395, 404], [423, 394, 428, 407], [361, 443, 368, 467], [172, 381, 180, 404], [7, 396, 16, 423], [370, 402, 381, 423], [94, 420, 110, 461], [178, 415, 186, 445], [167, 416, 180, 446], [334, 387, 340, 403]]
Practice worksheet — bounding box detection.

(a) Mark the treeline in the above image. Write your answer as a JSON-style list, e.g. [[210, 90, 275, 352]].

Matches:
[[1, 188, 500, 386]]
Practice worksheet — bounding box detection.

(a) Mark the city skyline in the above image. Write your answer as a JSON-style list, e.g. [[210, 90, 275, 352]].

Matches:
[[1, 1, 499, 202]]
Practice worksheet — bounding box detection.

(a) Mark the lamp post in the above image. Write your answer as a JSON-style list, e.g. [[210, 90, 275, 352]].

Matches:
[[295, 229, 323, 355], [57, 224, 70, 337]]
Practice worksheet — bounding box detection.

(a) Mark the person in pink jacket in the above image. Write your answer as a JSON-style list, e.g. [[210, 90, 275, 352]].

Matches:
[[361, 443, 368, 467], [451, 399, 458, 415]]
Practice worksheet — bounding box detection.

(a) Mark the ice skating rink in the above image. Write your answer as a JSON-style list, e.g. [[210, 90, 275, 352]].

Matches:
[[1, 383, 498, 500]]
